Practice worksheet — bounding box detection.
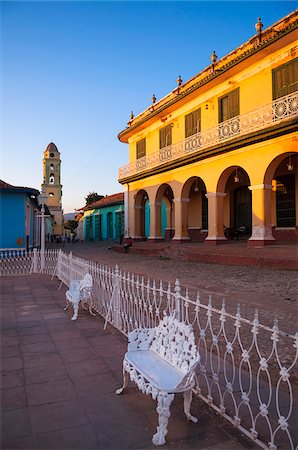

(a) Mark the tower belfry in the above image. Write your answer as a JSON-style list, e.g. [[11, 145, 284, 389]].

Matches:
[[41, 142, 63, 235]]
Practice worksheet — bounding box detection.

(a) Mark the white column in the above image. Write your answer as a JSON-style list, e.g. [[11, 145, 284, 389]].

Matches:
[[124, 185, 129, 238], [248, 184, 275, 246]]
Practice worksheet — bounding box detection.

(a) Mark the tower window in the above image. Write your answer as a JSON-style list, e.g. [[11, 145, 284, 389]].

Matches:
[[50, 153, 54, 157], [49, 174, 55, 184], [49, 192, 54, 197], [50, 164, 54, 170]]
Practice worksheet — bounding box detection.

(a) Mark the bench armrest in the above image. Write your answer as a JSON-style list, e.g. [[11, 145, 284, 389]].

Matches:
[[69, 280, 81, 290], [175, 358, 200, 390], [128, 327, 156, 351]]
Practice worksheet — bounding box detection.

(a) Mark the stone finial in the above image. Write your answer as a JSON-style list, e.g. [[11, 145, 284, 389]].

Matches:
[[176, 75, 182, 87], [152, 94, 156, 104], [255, 17, 263, 43], [210, 50, 217, 64], [130, 111, 134, 120]]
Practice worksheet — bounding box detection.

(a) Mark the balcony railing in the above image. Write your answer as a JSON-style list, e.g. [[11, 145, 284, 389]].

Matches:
[[119, 91, 298, 180]]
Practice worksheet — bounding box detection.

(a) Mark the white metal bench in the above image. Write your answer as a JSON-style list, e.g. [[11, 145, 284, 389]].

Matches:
[[116, 315, 200, 445], [64, 273, 93, 320]]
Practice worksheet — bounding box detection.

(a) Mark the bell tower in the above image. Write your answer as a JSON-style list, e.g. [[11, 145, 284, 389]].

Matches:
[[41, 142, 63, 235]]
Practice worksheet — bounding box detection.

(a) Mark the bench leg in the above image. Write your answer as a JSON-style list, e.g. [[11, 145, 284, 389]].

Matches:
[[116, 365, 129, 395], [152, 392, 174, 446], [183, 390, 198, 423], [64, 298, 69, 311], [88, 299, 96, 316], [71, 300, 79, 320]]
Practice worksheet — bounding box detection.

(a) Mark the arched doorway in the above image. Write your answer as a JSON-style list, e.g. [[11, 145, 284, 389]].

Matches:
[[134, 190, 149, 240], [181, 177, 208, 242], [234, 186, 252, 237], [107, 212, 113, 239], [265, 153, 297, 241], [154, 184, 174, 241], [218, 166, 252, 240]]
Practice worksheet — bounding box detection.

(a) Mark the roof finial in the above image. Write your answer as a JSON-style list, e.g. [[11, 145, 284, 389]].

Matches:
[[210, 50, 217, 72], [255, 17, 263, 43]]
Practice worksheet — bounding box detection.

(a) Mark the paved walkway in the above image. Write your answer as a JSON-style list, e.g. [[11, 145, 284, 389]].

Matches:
[[1, 274, 254, 450]]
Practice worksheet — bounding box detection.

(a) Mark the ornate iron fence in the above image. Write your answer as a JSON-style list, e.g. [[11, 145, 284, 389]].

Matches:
[[1, 249, 297, 450], [119, 91, 298, 179]]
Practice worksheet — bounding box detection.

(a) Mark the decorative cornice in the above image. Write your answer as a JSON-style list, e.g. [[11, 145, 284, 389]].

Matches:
[[118, 11, 298, 143]]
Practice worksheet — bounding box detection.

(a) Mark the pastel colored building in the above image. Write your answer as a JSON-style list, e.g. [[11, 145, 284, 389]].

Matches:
[[118, 11, 298, 247], [0, 180, 39, 250], [82, 193, 124, 241]]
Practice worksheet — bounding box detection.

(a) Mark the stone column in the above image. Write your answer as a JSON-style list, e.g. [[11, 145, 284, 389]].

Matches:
[[148, 202, 163, 241], [204, 192, 227, 245], [248, 184, 275, 247], [133, 205, 143, 240], [124, 187, 129, 238], [172, 198, 190, 241]]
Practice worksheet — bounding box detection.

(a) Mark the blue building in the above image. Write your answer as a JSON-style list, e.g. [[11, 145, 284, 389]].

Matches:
[[0, 180, 40, 250], [83, 193, 124, 241]]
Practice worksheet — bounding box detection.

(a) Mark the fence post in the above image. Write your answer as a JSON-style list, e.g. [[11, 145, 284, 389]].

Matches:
[[104, 265, 121, 330], [113, 265, 121, 328], [175, 278, 181, 321], [33, 248, 38, 273], [69, 252, 73, 283]]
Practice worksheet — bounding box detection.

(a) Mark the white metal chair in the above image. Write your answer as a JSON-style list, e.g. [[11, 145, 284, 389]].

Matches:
[[64, 273, 93, 320]]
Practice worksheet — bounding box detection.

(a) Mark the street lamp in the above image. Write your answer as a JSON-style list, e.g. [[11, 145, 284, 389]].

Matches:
[[38, 189, 48, 271]]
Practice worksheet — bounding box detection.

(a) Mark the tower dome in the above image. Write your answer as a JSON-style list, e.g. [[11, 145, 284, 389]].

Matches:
[[45, 142, 59, 153]]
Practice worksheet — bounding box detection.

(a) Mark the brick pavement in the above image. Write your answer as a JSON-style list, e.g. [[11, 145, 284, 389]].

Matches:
[[1, 274, 254, 450]]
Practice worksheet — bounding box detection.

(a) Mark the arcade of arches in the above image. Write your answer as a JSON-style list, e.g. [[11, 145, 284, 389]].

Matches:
[[127, 153, 297, 246]]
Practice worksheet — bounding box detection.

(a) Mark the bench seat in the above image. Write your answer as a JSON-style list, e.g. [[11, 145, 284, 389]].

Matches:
[[126, 350, 187, 392]]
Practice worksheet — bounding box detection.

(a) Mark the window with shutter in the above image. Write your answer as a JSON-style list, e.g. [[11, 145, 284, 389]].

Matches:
[[272, 58, 298, 100], [136, 138, 146, 159], [218, 88, 239, 123], [185, 108, 201, 138], [159, 125, 172, 149]]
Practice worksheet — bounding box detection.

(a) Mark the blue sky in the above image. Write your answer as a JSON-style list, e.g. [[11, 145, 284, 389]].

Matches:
[[1, 1, 296, 212]]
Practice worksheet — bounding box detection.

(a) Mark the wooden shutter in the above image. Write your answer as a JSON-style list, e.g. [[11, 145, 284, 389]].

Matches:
[[218, 88, 239, 123], [136, 138, 146, 159], [185, 109, 201, 137], [273, 58, 298, 99], [160, 125, 172, 149]]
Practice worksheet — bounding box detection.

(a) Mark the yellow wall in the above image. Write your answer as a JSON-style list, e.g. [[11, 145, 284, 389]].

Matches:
[[127, 42, 296, 164]]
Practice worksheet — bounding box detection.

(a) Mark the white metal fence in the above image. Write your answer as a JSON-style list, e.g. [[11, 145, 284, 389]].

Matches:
[[1, 249, 297, 450]]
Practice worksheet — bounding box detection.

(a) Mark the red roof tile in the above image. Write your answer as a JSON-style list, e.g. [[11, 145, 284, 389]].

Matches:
[[0, 180, 39, 196], [84, 192, 124, 210]]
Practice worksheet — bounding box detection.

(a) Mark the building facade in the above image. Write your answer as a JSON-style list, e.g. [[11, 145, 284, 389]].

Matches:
[[82, 193, 124, 242], [0, 180, 39, 250], [118, 11, 298, 247], [41, 142, 63, 236]]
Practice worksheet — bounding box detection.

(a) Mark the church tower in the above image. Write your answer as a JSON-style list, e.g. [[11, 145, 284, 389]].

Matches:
[[41, 142, 63, 235]]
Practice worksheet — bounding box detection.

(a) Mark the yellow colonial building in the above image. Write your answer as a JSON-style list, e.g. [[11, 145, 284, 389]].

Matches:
[[118, 11, 298, 247]]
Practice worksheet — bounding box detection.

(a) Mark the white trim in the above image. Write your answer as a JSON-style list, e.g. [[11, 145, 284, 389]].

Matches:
[[249, 184, 272, 191], [205, 192, 227, 198]]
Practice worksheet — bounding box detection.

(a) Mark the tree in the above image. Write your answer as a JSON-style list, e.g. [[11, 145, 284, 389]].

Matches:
[[64, 220, 78, 232], [85, 192, 104, 205]]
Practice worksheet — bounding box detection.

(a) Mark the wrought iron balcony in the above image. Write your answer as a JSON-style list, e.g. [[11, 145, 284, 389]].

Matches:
[[119, 91, 298, 180]]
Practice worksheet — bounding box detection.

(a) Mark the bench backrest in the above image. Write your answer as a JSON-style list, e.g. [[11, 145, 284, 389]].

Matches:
[[150, 316, 199, 374], [79, 273, 93, 299]]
